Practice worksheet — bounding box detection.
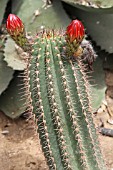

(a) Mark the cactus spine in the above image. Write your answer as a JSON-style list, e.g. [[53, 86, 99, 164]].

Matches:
[[23, 32, 107, 170]]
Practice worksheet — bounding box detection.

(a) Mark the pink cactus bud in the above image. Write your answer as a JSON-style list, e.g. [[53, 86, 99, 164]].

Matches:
[[66, 20, 85, 43], [6, 14, 30, 52], [6, 14, 24, 36]]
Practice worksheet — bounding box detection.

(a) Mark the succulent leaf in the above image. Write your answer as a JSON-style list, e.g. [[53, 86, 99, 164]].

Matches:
[[4, 37, 26, 70], [0, 72, 26, 119], [0, 52, 14, 95], [62, 0, 113, 9]]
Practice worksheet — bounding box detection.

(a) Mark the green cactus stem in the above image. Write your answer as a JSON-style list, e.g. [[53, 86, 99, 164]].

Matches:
[[22, 30, 107, 170]]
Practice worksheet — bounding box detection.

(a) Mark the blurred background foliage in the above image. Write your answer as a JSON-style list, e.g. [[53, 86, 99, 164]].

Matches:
[[0, 0, 113, 118]]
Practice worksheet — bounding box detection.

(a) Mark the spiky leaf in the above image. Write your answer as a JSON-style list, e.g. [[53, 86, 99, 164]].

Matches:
[[4, 37, 26, 70], [62, 0, 113, 9], [0, 72, 26, 119], [0, 52, 14, 95]]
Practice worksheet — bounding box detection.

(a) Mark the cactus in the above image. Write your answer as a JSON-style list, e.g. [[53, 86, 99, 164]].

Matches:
[[6, 15, 107, 170]]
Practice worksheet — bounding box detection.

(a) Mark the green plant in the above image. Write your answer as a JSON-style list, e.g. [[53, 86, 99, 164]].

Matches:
[[6, 14, 107, 170]]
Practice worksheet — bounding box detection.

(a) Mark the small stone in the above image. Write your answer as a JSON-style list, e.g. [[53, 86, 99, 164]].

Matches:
[[107, 119, 113, 125], [1, 130, 9, 135]]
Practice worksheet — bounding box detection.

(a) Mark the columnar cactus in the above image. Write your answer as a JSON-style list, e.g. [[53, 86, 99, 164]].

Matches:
[[7, 14, 107, 170]]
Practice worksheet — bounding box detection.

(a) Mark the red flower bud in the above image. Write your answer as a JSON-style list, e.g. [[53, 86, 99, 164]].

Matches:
[[6, 14, 24, 36], [66, 20, 85, 43], [6, 14, 30, 52]]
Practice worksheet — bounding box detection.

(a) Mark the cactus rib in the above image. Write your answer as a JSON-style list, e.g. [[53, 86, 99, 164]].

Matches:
[[26, 41, 57, 169], [70, 59, 106, 170], [51, 39, 89, 170]]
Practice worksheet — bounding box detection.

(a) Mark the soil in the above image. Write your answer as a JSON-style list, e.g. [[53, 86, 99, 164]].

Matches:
[[0, 110, 113, 170], [0, 111, 48, 170]]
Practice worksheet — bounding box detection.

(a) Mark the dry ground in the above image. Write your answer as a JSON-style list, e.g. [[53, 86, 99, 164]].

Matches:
[[0, 111, 113, 170]]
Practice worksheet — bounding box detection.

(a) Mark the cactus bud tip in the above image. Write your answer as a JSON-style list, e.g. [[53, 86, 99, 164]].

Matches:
[[66, 19, 85, 43], [6, 14, 24, 36]]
